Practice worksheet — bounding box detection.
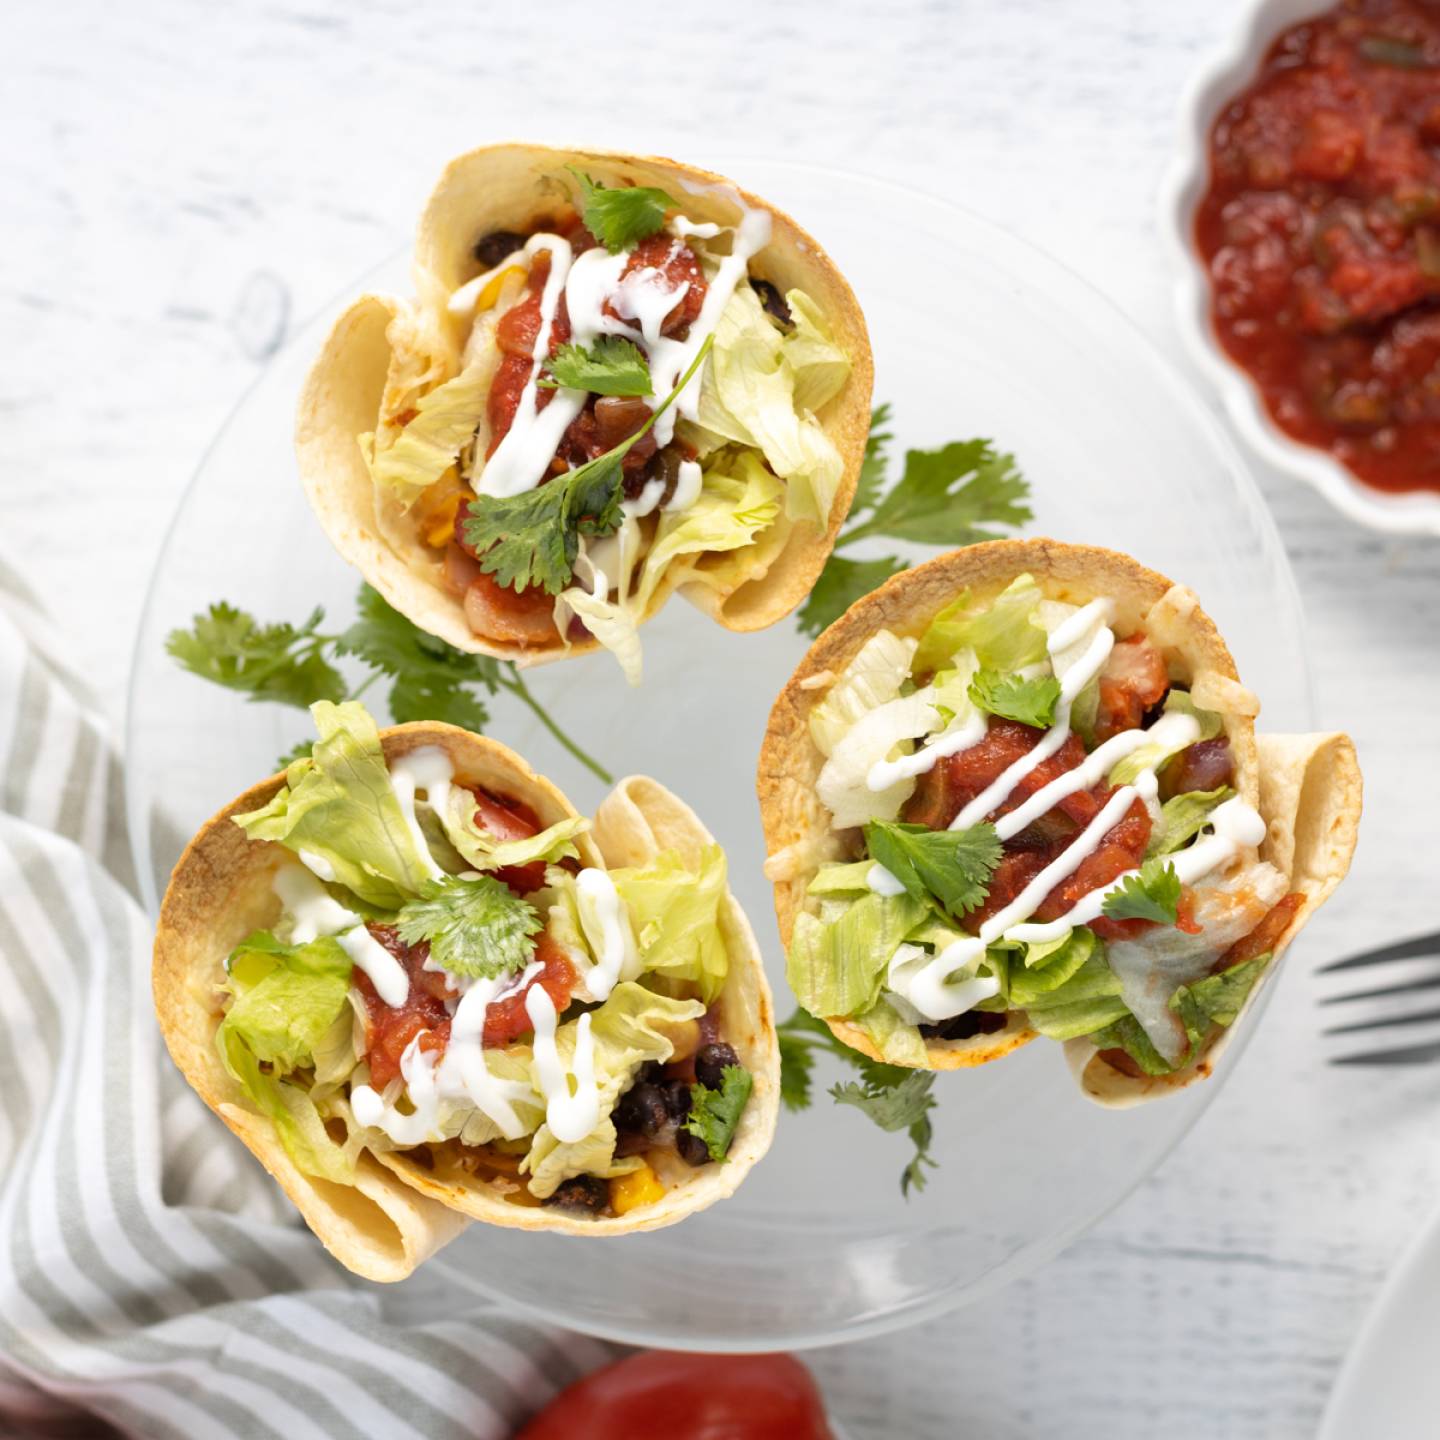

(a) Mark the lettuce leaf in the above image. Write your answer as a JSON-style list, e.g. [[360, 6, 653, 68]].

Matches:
[[634, 451, 784, 615], [436, 788, 588, 874], [1016, 945, 1132, 1041], [1146, 787, 1236, 858], [216, 931, 358, 1182], [690, 284, 847, 526], [609, 845, 729, 1004], [808, 629, 918, 757], [912, 575, 1047, 677], [219, 931, 353, 1071], [522, 982, 705, 1198], [358, 362, 488, 508], [816, 688, 941, 830], [787, 891, 928, 1019], [1110, 692, 1225, 786], [807, 860, 879, 895], [847, 996, 928, 1066], [233, 701, 434, 909]]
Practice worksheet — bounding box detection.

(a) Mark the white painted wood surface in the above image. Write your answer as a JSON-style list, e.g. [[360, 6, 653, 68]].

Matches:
[[6, 1, 1435, 1435]]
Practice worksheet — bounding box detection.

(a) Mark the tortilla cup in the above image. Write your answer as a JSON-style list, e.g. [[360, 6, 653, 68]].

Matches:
[[154, 724, 780, 1277], [756, 538, 1360, 1089], [296, 143, 873, 665]]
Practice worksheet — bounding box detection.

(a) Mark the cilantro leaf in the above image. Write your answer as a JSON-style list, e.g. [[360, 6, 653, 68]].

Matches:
[[850, 402, 894, 514], [863, 820, 1002, 919], [842, 439, 1032, 549], [567, 168, 675, 253], [777, 1029, 816, 1111], [395, 874, 541, 980], [463, 335, 712, 595], [831, 1070, 937, 1197], [1101, 856, 1182, 925], [539, 338, 653, 396], [336, 584, 498, 729], [968, 668, 1061, 729], [684, 1065, 754, 1162], [776, 1009, 941, 1195], [796, 553, 908, 638], [167, 603, 345, 710]]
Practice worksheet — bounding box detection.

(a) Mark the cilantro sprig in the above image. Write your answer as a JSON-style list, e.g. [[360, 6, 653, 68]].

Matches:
[[567, 168, 676, 253], [797, 404, 1033, 636], [1102, 856, 1182, 925], [684, 1065, 754, 1162], [776, 1010, 937, 1196], [395, 874, 541, 979], [539, 338, 653, 397], [463, 334, 712, 596], [968, 668, 1061, 729], [863, 820, 1002, 920], [167, 583, 614, 782]]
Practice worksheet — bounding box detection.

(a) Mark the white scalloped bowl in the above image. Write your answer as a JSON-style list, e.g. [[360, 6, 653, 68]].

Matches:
[[1162, 0, 1440, 536]]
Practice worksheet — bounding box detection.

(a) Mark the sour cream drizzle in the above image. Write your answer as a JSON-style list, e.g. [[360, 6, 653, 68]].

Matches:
[[478, 234, 585, 499], [874, 595, 1265, 1023], [469, 194, 772, 509], [389, 747, 451, 881], [526, 985, 601, 1144], [576, 868, 636, 1002], [274, 866, 410, 1008]]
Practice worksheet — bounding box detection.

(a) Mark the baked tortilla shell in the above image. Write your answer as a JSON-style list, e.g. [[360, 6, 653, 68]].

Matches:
[[1065, 728, 1361, 1106], [757, 538, 1356, 1085], [296, 143, 873, 666], [155, 723, 775, 1269]]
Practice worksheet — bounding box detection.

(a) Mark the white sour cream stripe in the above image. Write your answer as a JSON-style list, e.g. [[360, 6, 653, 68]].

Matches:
[[477, 233, 585, 499], [273, 866, 410, 1008], [869, 595, 1265, 1023], [576, 868, 637, 1001], [526, 985, 601, 1145]]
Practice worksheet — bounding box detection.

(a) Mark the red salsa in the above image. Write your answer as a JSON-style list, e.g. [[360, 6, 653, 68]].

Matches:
[[1196, 0, 1440, 493], [353, 786, 577, 1083]]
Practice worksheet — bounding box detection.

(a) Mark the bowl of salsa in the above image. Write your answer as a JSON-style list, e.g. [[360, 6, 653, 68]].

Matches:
[[1165, 0, 1440, 534]]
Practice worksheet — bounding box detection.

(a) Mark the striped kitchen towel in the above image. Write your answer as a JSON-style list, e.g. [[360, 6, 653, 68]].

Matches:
[[0, 559, 612, 1440]]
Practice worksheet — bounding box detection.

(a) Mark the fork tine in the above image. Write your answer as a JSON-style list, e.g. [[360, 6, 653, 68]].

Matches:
[[1325, 1005, 1440, 1036], [1317, 932, 1440, 974], [1320, 972, 1440, 1007], [1331, 1039, 1440, 1066]]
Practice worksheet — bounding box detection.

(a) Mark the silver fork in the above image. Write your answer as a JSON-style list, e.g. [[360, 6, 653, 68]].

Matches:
[[1319, 933, 1440, 1065]]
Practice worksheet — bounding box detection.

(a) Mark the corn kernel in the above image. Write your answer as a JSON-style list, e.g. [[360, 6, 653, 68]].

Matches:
[[422, 491, 463, 549], [477, 265, 522, 311], [609, 1162, 666, 1216]]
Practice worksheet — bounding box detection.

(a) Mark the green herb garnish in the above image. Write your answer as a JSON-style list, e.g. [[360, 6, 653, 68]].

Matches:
[[863, 820, 1002, 920], [538, 338, 653, 397], [395, 874, 541, 980], [567, 168, 675, 252], [463, 334, 712, 596], [167, 583, 613, 782], [684, 1065, 754, 1162], [1101, 856, 1182, 926]]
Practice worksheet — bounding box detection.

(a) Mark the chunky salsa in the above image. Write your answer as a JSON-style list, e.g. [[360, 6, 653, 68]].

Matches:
[[1196, 0, 1440, 493]]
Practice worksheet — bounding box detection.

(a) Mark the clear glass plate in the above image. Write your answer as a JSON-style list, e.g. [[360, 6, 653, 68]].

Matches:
[[127, 161, 1314, 1352]]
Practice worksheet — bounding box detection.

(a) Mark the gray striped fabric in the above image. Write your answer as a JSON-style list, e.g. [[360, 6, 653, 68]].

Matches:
[[0, 560, 613, 1438]]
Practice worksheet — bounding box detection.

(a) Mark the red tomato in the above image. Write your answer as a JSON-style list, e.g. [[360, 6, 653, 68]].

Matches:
[[514, 1352, 834, 1440], [467, 786, 550, 894], [482, 931, 575, 1047]]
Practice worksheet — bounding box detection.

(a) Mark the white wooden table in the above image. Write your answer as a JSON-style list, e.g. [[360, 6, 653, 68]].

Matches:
[[7, 1, 1437, 1435]]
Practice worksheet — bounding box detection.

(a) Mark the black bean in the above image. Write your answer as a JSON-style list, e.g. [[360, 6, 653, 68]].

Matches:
[[751, 278, 793, 329], [613, 1082, 669, 1140], [676, 1129, 711, 1167], [661, 1079, 691, 1122], [919, 1011, 1008, 1041], [694, 1041, 741, 1091], [542, 1175, 609, 1214], [473, 230, 525, 269]]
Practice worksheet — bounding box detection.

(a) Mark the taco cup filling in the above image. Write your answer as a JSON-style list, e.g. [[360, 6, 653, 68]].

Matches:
[[784, 572, 1303, 1081], [362, 163, 856, 679], [213, 703, 761, 1222]]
